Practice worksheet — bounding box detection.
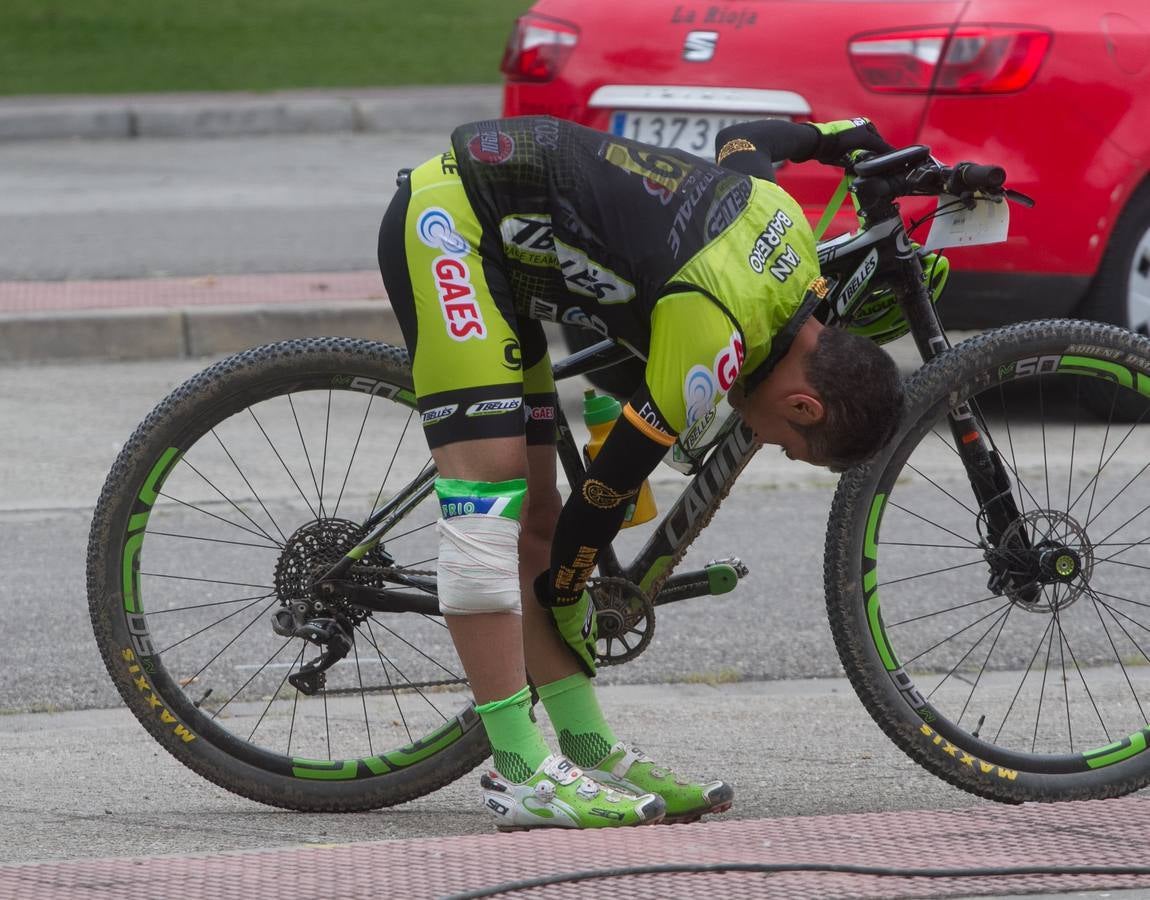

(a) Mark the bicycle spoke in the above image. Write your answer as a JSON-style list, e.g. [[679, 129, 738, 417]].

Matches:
[[146, 593, 274, 615], [147, 529, 280, 551], [1055, 620, 1111, 744], [923, 603, 1009, 704], [166, 593, 277, 671], [158, 490, 283, 546], [359, 620, 452, 724], [365, 619, 413, 744], [899, 600, 1013, 668], [248, 406, 319, 519], [1086, 587, 1150, 725], [955, 605, 1015, 728], [140, 571, 272, 591], [287, 394, 326, 519], [878, 557, 990, 589], [351, 638, 374, 757], [992, 614, 1056, 744], [212, 637, 295, 719], [181, 456, 282, 547], [332, 392, 375, 520], [887, 499, 982, 548], [906, 460, 980, 517], [370, 620, 465, 681], [888, 592, 1003, 628], [248, 643, 306, 743], [1032, 613, 1057, 753], [372, 410, 418, 513], [211, 428, 290, 544]]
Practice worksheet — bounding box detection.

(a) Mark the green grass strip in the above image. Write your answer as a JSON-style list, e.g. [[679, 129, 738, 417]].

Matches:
[[0, 0, 532, 95]]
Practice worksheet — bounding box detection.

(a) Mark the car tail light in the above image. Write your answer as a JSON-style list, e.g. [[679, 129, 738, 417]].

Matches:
[[849, 26, 1052, 93], [500, 13, 579, 82]]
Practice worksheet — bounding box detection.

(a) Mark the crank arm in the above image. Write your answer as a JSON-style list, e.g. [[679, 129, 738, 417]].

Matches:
[[653, 558, 748, 607]]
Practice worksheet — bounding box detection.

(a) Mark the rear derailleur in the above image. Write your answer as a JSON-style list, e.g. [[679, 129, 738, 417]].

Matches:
[[272, 601, 355, 695]]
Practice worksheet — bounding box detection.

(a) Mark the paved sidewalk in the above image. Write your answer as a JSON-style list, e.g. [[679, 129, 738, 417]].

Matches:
[[0, 85, 502, 142], [0, 272, 399, 364]]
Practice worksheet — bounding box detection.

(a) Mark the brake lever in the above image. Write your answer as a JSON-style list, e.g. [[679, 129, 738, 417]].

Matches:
[[1005, 188, 1036, 208]]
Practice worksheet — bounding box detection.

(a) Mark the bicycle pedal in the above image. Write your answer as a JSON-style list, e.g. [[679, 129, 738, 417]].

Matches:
[[704, 558, 748, 595]]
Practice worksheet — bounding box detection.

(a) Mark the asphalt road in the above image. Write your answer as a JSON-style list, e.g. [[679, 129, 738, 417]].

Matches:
[[0, 132, 448, 280]]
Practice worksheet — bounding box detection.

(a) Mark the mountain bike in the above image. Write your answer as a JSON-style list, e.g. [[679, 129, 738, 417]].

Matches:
[[88, 144, 1150, 812]]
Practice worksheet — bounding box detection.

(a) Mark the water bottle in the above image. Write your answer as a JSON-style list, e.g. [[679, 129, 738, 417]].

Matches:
[[582, 389, 657, 527]]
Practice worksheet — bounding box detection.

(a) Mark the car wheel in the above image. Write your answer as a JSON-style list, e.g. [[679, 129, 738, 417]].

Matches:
[[1078, 180, 1150, 419]]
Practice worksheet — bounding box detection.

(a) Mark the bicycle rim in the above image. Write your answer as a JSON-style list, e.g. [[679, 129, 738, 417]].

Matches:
[[89, 340, 486, 810], [830, 321, 1150, 799]]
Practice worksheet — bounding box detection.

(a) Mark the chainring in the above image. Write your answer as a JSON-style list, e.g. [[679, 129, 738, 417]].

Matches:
[[589, 576, 655, 666]]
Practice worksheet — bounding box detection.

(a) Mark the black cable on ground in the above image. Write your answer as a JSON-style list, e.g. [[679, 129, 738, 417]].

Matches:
[[442, 862, 1150, 900]]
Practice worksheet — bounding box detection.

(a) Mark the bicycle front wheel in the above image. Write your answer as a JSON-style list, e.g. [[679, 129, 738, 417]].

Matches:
[[827, 320, 1150, 802], [87, 338, 489, 811]]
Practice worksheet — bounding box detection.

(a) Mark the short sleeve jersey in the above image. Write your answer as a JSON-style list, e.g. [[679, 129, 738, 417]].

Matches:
[[451, 117, 820, 439]]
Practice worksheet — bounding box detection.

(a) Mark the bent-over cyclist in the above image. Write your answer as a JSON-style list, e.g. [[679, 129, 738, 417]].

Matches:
[[376, 114, 904, 830]]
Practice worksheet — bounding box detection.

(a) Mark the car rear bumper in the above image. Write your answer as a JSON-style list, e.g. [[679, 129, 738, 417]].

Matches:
[[941, 272, 1090, 329]]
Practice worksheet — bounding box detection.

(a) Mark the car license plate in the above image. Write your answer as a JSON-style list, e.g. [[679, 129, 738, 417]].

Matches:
[[610, 111, 756, 157]]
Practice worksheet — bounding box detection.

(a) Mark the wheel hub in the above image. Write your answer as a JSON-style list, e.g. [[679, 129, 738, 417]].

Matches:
[[994, 509, 1094, 612]]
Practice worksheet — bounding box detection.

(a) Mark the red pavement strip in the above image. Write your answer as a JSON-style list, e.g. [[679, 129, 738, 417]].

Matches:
[[3, 797, 1150, 900], [0, 271, 385, 314]]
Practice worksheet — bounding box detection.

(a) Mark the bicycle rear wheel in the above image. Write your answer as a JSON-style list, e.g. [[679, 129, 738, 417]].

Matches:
[[87, 338, 489, 811], [827, 320, 1150, 802]]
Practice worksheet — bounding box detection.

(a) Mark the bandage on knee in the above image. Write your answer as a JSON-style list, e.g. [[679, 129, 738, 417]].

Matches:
[[435, 478, 526, 616]]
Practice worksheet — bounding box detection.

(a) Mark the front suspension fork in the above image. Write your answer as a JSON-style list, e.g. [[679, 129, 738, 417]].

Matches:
[[900, 264, 1026, 555]]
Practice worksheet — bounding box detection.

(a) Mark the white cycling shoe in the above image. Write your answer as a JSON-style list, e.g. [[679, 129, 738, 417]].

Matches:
[[479, 754, 666, 831]]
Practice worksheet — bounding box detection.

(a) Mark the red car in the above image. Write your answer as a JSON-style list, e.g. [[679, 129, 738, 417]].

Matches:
[[501, 1, 1150, 333]]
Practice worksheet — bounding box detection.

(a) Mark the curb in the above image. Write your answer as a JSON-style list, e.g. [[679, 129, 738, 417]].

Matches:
[[0, 301, 404, 364], [0, 85, 503, 142]]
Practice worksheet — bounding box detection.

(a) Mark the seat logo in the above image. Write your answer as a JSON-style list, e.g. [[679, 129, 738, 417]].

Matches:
[[683, 30, 719, 62]]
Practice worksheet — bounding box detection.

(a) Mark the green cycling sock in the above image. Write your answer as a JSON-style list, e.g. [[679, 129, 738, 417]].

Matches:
[[475, 685, 550, 783], [538, 672, 617, 768]]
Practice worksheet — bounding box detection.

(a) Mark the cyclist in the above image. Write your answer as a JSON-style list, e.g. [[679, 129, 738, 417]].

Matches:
[[376, 115, 903, 830]]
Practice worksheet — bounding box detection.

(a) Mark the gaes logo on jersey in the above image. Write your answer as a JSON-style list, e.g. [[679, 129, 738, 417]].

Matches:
[[715, 332, 744, 391], [433, 257, 487, 341], [417, 208, 485, 341], [416, 207, 469, 255]]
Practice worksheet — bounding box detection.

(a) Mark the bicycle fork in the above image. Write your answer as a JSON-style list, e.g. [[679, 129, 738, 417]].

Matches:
[[899, 264, 1034, 599]]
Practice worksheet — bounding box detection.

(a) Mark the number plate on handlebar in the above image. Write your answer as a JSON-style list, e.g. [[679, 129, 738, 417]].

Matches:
[[923, 194, 1010, 251]]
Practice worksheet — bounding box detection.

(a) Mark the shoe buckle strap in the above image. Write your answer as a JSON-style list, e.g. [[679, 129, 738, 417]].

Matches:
[[542, 756, 583, 786], [612, 746, 643, 780]]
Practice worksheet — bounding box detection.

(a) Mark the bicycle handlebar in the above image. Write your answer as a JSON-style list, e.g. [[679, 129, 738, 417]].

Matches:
[[849, 146, 1012, 210], [946, 162, 1006, 194]]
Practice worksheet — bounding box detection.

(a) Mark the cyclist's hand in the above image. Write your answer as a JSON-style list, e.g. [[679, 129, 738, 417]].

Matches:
[[811, 118, 895, 166], [534, 572, 598, 677]]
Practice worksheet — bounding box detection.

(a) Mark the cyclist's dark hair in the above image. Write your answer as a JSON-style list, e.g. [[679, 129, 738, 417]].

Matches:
[[793, 326, 904, 471]]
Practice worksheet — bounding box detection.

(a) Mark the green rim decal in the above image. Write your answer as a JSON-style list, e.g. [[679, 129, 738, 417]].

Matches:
[[123, 447, 183, 613], [291, 758, 359, 780], [1084, 728, 1150, 769], [867, 590, 899, 671], [1057, 355, 1133, 389], [864, 493, 885, 560], [293, 716, 467, 780], [862, 493, 898, 671]]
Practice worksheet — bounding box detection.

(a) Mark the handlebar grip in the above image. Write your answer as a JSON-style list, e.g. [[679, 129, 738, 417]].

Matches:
[[949, 162, 1006, 193]]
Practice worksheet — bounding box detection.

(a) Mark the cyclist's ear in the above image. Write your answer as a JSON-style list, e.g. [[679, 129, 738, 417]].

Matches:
[[780, 392, 824, 426]]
